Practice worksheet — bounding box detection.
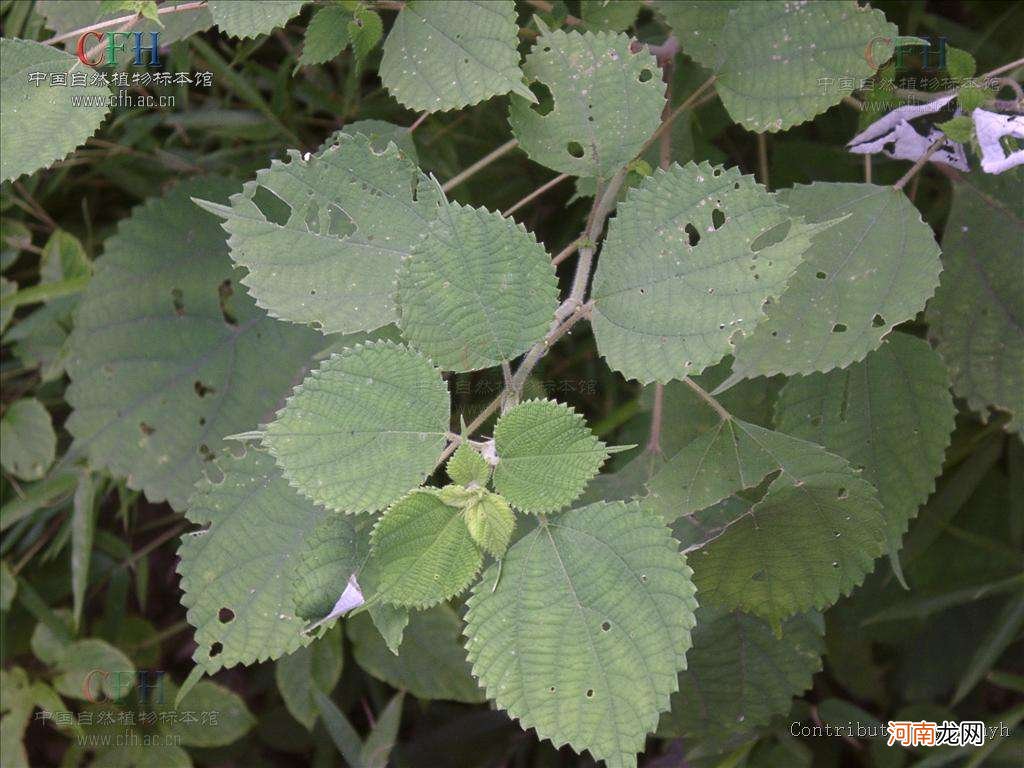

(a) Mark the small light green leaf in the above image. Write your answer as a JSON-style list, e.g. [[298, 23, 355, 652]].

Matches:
[[39, 229, 90, 284], [658, 605, 824, 741], [465, 492, 515, 558], [200, 133, 440, 335], [66, 178, 325, 509], [493, 399, 611, 513], [0, 38, 110, 183], [158, 679, 256, 746], [208, 0, 306, 38], [264, 341, 450, 514], [446, 443, 491, 487], [348, 7, 383, 71], [957, 83, 993, 112], [177, 448, 330, 672], [668, 1, 896, 132], [580, 0, 640, 31], [591, 162, 824, 383], [927, 170, 1023, 432], [0, 277, 15, 332], [398, 202, 557, 371], [276, 626, 344, 730], [465, 502, 698, 768], [369, 490, 483, 608], [651, 418, 887, 621], [1, 398, 56, 481], [298, 5, 350, 67], [725, 182, 942, 383], [55, 639, 135, 701], [945, 46, 977, 80], [939, 115, 974, 143], [775, 333, 956, 571], [380, 0, 530, 112], [348, 603, 485, 703], [509, 29, 665, 180]]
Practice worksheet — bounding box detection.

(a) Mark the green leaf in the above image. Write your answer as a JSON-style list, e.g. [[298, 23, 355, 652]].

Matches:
[[158, 679, 256, 746], [313, 688, 363, 766], [579, 0, 640, 31], [361, 692, 404, 768], [348, 604, 485, 703], [509, 29, 665, 180], [291, 515, 362, 621], [198, 133, 439, 335], [952, 592, 1024, 705], [658, 605, 824, 742], [945, 46, 977, 79], [666, 1, 896, 132], [650, 418, 887, 621], [380, 0, 531, 112], [1, 398, 56, 481], [775, 333, 956, 572], [651, 1, 734, 66], [591, 162, 824, 383], [446, 443, 491, 487], [492, 399, 611, 513], [208, 0, 306, 38], [276, 625, 344, 730], [725, 183, 942, 384], [66, 178, 324, 509], [939, 115, 974, 143], [177, 447, 330, 672], [264, 341, 450, 514], [463, 490, 515, 558], [0, 667, 32, 768], [39, 229, 90, 284], [957, 83, 994, 112], [398, 202, 557, 371], [0, 561, 15, 611], [348, 7, 383, 71], [298, 5, 350, 67], [369, 490, 483, 608], [316, 119, 418, 160], [927, 170, 1023, 432], [1, 278, 16, 333], [465, 502, 697, 768], [54, 639, 136, 701], [0, 38, 110, 183]]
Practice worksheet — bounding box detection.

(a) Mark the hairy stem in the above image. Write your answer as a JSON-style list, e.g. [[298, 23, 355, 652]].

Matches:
[[44, 1, 206, 45], [646, 384, 665, 454], [757, 133, 770, 189]]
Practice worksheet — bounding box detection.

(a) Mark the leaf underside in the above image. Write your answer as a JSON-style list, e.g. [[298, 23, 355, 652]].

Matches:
[[725, 182, 942, 384]]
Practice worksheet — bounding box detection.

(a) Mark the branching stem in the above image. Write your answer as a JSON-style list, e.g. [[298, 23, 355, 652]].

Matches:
[[44, 1, 207, 45], [893, 136, 945, 191], [441, 139, 519, 192]]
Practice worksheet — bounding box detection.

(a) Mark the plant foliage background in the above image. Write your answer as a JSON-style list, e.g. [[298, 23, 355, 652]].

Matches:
[[0, 1, 1022, 767]]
